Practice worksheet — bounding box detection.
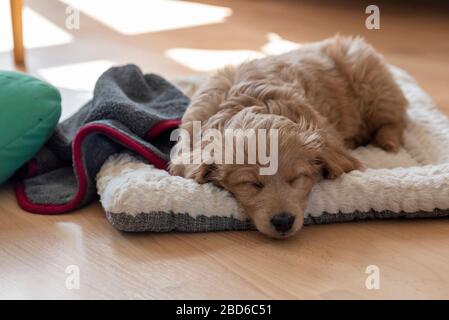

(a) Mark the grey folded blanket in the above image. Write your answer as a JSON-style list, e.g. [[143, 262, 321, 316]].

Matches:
[[15, 64, 189, 214]]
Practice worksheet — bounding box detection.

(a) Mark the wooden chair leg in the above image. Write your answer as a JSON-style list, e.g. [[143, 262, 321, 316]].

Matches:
[[10, 0, 25, 65]]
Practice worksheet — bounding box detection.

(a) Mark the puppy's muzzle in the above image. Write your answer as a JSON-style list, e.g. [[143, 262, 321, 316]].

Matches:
[[270, 213, 295, 233]]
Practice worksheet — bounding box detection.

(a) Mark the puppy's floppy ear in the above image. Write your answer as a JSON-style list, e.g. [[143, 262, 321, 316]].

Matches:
[[318, 140, 362, 179]]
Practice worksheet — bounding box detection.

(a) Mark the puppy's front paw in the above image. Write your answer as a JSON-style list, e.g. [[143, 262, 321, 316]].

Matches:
[[341, 155, 363, 174], [321, 152, 362, 179]]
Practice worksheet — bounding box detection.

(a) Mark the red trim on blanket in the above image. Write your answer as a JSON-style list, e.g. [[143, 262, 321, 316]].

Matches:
[[15, 120, 180, 214], [27, 158, 38, 177], [145, 119, 181, 141]]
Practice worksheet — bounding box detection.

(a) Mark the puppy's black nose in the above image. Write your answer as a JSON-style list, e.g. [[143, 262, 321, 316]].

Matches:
[[270, 213, 295, 233]]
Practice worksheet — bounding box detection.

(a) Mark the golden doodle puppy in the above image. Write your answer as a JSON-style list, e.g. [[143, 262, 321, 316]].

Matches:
[[170, 36, 407, 238]]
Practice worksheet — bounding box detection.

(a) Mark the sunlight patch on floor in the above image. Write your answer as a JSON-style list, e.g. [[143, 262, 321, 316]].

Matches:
[[37, 60, 116, 92], [0, 3, 72, 53], [261, 33, 301, 55], [165, 33, 301, 72], [60, 0, 232, 35], [165, 48, 263, 72]]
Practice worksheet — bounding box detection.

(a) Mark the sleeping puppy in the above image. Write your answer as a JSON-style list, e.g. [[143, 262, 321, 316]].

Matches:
[[169, 36, 407, 238]]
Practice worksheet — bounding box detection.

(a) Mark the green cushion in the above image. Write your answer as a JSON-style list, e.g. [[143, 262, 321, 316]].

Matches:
[[0, 71, 61, 184]]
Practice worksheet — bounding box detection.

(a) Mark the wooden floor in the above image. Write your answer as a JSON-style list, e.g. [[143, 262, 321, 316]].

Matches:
[[1, 0, 449, 299]]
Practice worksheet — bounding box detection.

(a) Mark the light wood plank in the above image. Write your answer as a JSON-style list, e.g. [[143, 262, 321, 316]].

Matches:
[[1, 0, 449, 299]]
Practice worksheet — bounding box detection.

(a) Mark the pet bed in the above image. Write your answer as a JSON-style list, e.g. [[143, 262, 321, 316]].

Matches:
[[97, 66, 449, 232]]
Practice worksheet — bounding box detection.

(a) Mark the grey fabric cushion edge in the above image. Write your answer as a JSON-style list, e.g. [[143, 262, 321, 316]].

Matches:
[[106, 209, 449, 233]]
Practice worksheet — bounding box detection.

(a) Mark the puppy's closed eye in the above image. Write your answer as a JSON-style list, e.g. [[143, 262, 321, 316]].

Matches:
[[250, 181, 264, 190], [230, 171, 265, 191], [288, 176, 301, 185], [239, 181, 264, 190], [238, 181, 264, 190], [287, 173, 312, 186]]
